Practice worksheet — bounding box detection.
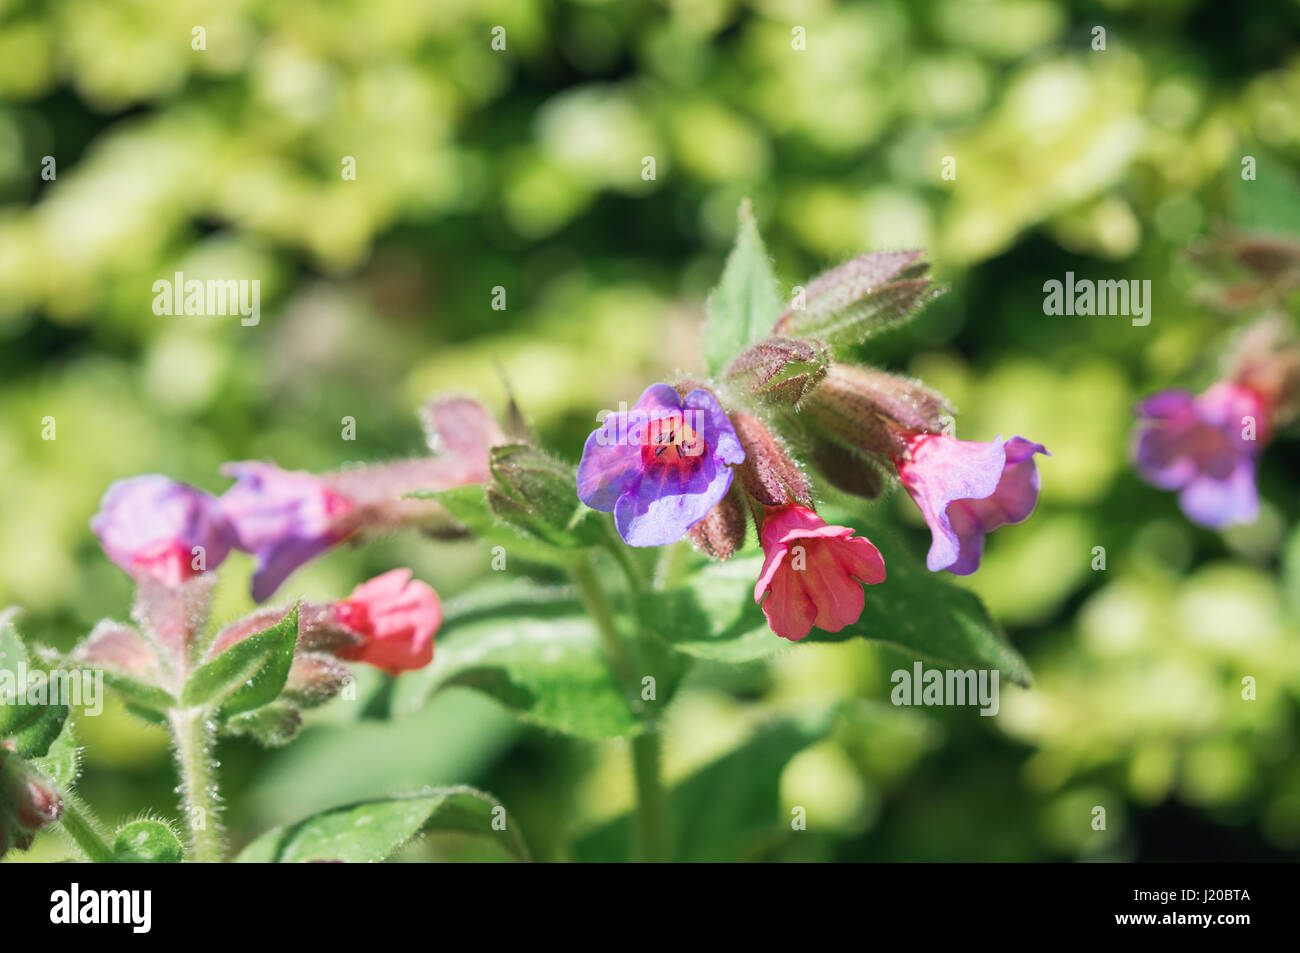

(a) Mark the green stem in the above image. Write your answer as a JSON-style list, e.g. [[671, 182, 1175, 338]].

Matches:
[[57, 791, 114, 862], [569, 552, 636, 689], [630, 729, 670, 862], [569, 546, 671, 861], [168, 708, 223, 863]]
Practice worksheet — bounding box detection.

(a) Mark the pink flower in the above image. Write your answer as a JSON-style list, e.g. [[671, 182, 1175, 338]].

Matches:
[[894, 432, 1047, 575], [753, 504, 886, 642], [331, 569, 441, 674], [91, 475, 235, 586]]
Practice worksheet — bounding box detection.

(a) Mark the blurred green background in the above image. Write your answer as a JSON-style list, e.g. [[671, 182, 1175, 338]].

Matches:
[[3, 0, 1300, 861]]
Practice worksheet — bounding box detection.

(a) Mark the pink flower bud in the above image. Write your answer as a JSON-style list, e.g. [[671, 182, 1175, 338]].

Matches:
[[13, 774, 62, 830], [331, 569, 441, 675], [754, 504, 886, 642]]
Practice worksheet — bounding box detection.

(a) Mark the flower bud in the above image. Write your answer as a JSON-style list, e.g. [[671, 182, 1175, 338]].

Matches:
[[420, 395, 507, 476], [12, 773, 62, 830], [1, 762, 63, 859], [805, 441, 887, 500], [687, 486, 748, 561], [488, 443, 597, 546], [1227, 316, 1300, 429], [284, 652, 352, 707], [730, 411, 812, 507], [73, 620, 160, 681], [724, 337, 829, 408], [772, 251, 940, 346], [801, 364, 953, 457]]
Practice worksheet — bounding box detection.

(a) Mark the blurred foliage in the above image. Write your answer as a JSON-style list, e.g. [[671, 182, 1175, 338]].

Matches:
[[2, 0, 1300, 861]]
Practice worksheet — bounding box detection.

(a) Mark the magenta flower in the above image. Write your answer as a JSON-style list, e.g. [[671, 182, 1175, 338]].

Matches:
[[577, 384, 745, 546], [91, 475, 234, 586], [754, 504, 886, 642], [221, 462, 357, 602], [1132, 382, 1266, 529], [894, 433, 1048, 575]]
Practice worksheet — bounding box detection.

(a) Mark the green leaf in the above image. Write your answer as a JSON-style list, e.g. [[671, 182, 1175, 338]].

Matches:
[[113, 820, 184, 863], [182, 606, 299, 713], [392, 611, 640, 740], [656, 513, 1031, 685], [701, 199, 782, 377], [0, 608, 38, 736], [410, 485, 588, 566], [574, 712, 832, 861], [10, 703, 69, 757], [40, 654, 176, 713], [31, 717, 80, 787], [234, 787, 529, 863]]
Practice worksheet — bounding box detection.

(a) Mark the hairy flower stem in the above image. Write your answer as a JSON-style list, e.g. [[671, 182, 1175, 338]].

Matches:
[[168, 708, 223, 863], [569, 547, 670, 862], [57, 791, 114, 862]]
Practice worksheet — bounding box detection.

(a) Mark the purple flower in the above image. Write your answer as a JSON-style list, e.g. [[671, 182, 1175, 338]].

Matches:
[[91, 475, 234, 586], [577, 384, 745, 546], [894, 432, 1048, 575], [1133, 382, 1267, 529], [221, 462, 357, 602]]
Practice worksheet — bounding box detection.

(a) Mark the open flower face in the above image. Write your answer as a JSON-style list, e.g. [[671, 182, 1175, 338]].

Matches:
[[1133, 382, 1266, 529], [895, 433, 1048, 575], [754, 504, 886, 642], [91, 475, 235, 587], [577, 384, 745, 546]]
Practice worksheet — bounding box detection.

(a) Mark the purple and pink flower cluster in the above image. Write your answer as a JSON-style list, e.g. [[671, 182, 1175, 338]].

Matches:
[[577, 383, 1048, 642]]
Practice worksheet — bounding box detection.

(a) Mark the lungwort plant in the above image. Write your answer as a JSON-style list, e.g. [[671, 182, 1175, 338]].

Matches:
[[1, 202, 1040, 862]]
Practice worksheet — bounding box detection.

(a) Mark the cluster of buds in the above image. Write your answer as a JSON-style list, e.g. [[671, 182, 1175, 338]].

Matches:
[[577, 248, 1048, 641]]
